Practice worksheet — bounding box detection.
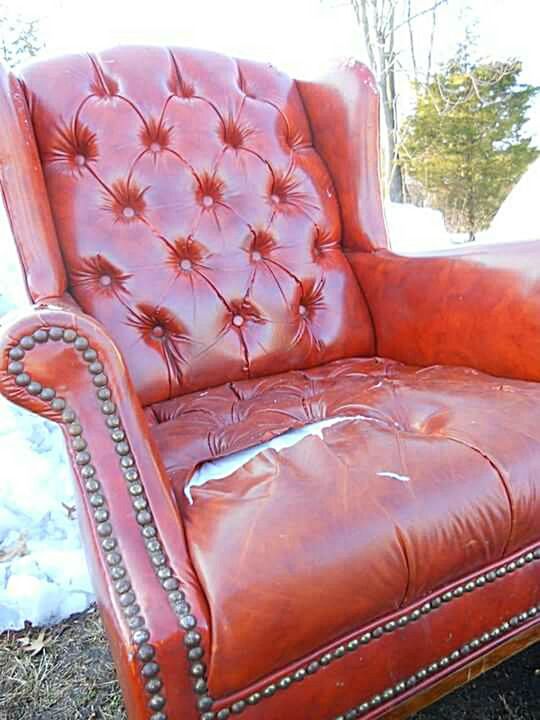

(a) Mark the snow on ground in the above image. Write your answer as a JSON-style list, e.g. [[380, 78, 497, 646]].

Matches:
[[0, 209, 94, 630], [385, 203, 467, 252], [0, 175, 533, 629], [484, 158, 540, 243]]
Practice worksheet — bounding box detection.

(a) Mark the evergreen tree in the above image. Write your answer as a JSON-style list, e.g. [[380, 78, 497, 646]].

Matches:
[[402, 51, 539, 240]]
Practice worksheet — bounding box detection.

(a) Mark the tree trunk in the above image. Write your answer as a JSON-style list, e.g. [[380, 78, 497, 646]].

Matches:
[[381, 64, 404, 203], [389, 156, 404, 202]]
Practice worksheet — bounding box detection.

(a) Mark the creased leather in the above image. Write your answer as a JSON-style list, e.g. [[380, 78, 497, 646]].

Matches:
[[350, 245, 540, 382], [155, 356, 540, 694], [0, 44, 539, 720], [20, 46, 374, 406]]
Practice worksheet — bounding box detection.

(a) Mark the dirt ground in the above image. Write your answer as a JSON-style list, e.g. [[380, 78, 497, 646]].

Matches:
[[0, 606, 538, 720]]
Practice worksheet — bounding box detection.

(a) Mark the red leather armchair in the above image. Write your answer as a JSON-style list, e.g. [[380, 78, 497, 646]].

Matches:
[[0, 46, 538, 720]]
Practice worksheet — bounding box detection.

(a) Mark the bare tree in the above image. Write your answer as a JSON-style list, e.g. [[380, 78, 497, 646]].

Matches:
[[0, 4, 43, 69], [327, 0, 447, 202]]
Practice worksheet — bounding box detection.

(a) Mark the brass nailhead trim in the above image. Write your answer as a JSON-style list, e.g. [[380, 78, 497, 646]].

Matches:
[[212, 545, 540, 717], [8, 328, 540, 720], [333, 602, 540, 720], [8, 328, 213, 719]]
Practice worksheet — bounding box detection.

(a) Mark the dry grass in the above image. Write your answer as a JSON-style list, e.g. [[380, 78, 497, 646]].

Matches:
[[0, 606, 538, 720], [0, 606, 125, 720]]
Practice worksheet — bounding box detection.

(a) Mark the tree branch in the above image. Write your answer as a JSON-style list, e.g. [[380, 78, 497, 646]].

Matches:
[[394, 0, 448, 33], [407, 0, 419, 81], [355, 0, 378, 73], [426, 5, 438, 85]]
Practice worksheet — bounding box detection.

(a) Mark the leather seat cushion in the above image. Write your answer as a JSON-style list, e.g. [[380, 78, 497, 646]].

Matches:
[[147, 357, 540, 696]]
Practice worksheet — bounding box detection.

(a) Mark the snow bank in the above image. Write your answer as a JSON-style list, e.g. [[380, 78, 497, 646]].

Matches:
[[483, 158, 540, 244], [0, 208, 94, 630], [384, 202, 467, 252]]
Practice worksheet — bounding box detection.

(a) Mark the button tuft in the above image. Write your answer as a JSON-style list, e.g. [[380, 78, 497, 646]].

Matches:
[[232, 315, 244, 327], [152, 326, 165, 338], [180, 259, 192, 271], [123, 207, 136, 219], [99, 275, 112, 287], [202, 195, 214, 208]]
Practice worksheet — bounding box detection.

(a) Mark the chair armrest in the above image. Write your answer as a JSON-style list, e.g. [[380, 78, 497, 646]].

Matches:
[[350, 242, 540, 382], [0, 301, 211, 720]]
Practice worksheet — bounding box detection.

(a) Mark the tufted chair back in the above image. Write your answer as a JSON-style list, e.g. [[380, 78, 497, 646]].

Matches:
[[10, 46, 384, 405]]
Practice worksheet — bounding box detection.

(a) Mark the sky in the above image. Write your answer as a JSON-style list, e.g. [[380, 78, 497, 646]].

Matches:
[[3, 0, 540, 134]]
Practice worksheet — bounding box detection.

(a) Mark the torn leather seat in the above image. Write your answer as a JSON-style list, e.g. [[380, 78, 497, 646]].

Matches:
[[0, 45, 538, 720]]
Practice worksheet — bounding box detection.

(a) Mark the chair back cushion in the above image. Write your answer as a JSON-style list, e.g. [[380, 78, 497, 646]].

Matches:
[[21, 46, 374, 404]]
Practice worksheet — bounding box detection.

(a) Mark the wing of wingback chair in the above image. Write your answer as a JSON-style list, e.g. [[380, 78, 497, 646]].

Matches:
[[0, 47, 538, 720]]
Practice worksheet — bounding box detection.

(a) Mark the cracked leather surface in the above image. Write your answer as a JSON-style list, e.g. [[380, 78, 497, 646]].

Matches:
[[164, 356, 540, 695]]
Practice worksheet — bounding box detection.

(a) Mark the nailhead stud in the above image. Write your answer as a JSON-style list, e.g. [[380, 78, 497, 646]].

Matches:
[[198, 696, 214, 711], [81, 465, 96, 479], [33, 329, 49, 343], [27, 381, 42, 395], [74, 336, 89, 350], [142, 662, 160, 678], [184, 631, 201, 648], [62, 407, 77, 423], [98, 386, 112, 400], [149, 695, 166, 711], [180, 614, 197, 630], [137, 510, 152, 525], [193, 678, 207, 694], [190, 662, 205, 678], [49, 327, 64, 341], [82, 348, 97, 361], [145, 677, 162, 693], [20, 336, 35, 350], [138, 643, 155, 661], [128, 615, 145, 629], [102, 538, 116, 552]]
